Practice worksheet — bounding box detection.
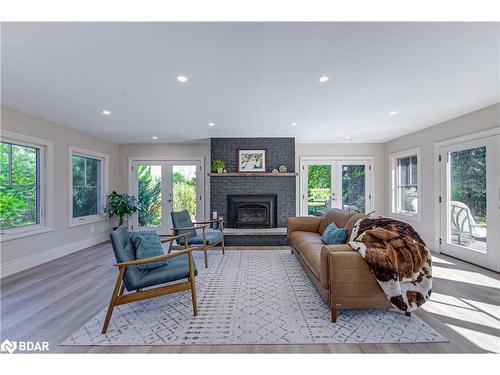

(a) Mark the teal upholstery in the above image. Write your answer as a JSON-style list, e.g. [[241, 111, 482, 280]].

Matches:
[[131, 253, 195, 290], [177, 230, 223, 246], [321, 222, 348, 245], [109, 225, 197, 291], [129, 230, 167, 270], [171, 210, 197, 238]]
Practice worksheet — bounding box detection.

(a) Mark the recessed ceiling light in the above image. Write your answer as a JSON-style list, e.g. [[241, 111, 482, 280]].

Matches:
[[291, 122, 297, 127], [152, 136, 158, 140], [345, 136, 351, 139], [208, 122, 215, 127], [389, 111, 398, 116], [101, 109, 111, 115], [318, 75, 329, 83], [177, 75, 188, 83]]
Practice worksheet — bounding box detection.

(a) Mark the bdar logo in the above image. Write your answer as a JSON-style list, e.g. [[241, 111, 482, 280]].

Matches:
[[1, 339, 17, 354]]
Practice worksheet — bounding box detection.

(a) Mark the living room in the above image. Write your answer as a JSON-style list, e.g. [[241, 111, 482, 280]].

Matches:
[[1, 1, 499, 373]]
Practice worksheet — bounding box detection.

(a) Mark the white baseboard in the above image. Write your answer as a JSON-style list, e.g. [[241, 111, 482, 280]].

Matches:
[[0, 233, 109, 278]]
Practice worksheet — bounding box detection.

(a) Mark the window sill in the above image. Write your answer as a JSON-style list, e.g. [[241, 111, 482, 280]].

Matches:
[[390, 212, 421, 222], [68, 215, 108, 228], [0, 226, 54, 242]]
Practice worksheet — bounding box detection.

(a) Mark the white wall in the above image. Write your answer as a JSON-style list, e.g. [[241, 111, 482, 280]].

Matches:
[[0, 106, 120, 276], [295, 143, 386, 215], [384, 103, 500, 251], [118, 143, 211, 219]]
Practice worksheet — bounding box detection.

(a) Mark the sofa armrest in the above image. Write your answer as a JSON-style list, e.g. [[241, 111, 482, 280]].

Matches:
[[287, 216, 322, 235], [320, 244, 354, 289]]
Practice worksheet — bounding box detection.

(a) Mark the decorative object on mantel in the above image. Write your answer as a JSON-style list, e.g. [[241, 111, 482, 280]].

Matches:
[[104, 191, 144, 229], [272, 168, 279, 174], [223, 169, 227, 173], [211, 159, 225, 173], [278, 165, 288, 173], [238, 149, 266, 172]]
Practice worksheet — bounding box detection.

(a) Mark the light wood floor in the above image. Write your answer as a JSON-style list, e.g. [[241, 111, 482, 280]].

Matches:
[[1, 243, 499, 353]]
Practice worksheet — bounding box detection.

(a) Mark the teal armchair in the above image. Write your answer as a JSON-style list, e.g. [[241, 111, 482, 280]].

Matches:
[[102, 225, 198, 334], [169, 210, 224, 268]]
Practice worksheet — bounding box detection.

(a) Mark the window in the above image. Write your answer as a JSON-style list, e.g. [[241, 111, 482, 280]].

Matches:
[[0, 131, 53, 240], [390, 147, 421, 220], [69, 147, 108, 226]]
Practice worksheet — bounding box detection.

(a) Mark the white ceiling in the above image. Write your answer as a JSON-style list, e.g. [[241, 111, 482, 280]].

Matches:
[[1, 22, 499, 144]]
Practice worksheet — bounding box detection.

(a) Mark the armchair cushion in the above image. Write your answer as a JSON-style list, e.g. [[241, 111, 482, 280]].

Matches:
[[129, 253, 198, 290], [130, 230, 167, 270], [171, 210, 196, 238], [109, 226, 143, 291], [177, 230, 223, 246]]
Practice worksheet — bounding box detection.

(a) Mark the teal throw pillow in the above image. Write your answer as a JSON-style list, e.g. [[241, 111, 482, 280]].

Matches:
[[321, 223, 348, 245], [130, 231, 167, 271]]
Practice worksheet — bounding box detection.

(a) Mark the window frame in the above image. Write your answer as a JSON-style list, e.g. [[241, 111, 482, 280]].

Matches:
[[68, 146, 109, 227], [389, 147, 422, 221], [0, 131, 54, 241]]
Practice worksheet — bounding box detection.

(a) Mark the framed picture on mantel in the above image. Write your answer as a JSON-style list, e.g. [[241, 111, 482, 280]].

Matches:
[[237, 149, 266, 172]]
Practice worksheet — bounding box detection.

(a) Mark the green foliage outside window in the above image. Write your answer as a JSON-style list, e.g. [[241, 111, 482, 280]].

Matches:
[[450, 147, 487, 225], [0, 142, 38, 229]]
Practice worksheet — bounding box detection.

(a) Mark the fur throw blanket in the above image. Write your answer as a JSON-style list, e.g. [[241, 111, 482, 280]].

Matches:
[[349, 217, 432, 312]]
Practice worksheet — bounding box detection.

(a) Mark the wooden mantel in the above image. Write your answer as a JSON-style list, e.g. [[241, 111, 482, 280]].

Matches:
[[207, 172, 298, 177]]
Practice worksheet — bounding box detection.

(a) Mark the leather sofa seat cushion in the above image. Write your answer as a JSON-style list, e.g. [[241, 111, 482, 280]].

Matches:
[[289, 230, 323, 249], [299, 242, 323, 279]]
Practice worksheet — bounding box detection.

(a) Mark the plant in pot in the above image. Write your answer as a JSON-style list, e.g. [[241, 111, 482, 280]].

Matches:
[[104, 191, 144, 229], [211, 159, 225, 173]]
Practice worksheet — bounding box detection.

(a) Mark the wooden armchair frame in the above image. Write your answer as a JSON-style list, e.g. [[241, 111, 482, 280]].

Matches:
[[169, 218, 225, 268], [102, 233, 197, 334]]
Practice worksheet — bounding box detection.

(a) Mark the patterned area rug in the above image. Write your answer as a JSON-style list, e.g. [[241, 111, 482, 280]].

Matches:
[[62, 250, 446, 345]]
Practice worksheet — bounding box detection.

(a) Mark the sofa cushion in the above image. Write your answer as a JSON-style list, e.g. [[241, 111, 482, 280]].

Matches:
[[289, 230, 323, 249], [130, 230, 167, 271], [318, 209, 357, 234], [321, 223, 348, 245], [298, 242, 323, 279]]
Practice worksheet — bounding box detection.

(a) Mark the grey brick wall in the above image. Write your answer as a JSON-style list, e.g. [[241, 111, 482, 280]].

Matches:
[[210, 138, 296, 228]]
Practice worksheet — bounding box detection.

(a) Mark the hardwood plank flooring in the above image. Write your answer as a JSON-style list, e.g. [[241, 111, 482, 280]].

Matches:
[[1, 243, 499, 353]]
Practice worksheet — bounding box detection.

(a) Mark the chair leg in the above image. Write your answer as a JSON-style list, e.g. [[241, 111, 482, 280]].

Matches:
[[221, 238, 225, 255], [188, 252, 198, 316], [168, 241, 173, 254], [331, 307, 338, 323], [204, 247, 208, 268], [102, 268, 125, 334], [405, 311, 412, 317], [118, 283, 125, 296]]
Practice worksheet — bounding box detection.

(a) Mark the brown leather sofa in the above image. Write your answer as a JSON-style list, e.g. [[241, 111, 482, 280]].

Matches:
[[287, 208, 392, 322]]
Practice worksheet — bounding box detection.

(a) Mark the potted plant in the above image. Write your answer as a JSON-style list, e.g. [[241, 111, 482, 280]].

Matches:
[[211, 159, 225, 173], [104, 191, 144, 228]]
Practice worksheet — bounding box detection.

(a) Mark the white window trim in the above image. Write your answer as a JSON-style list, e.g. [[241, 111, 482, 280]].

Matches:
[[0, 130, 54, 241], [68, 146, 109, 227], [389, 146, 422, 221]]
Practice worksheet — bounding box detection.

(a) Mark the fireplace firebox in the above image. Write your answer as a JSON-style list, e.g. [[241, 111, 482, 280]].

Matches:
[[227, 194, 277, 228]]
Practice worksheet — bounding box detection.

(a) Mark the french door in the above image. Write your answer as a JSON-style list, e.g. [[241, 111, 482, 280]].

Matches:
[[300, 158, 373, 216], [439, 134, 500, 271], [129, 159, 204, 235]]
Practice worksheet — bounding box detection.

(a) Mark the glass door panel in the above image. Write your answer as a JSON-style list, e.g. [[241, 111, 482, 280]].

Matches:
[[306, 164, 333, 216], [440, 135, 499, 271], [172, 164, 198, 221], [448, 146, 487, 252], [136, 164, 164, 230], [341, 164, 367, 213], [129, 159, 204, 235]]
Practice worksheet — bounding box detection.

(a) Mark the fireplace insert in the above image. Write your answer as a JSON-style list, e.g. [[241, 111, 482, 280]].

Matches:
[[227, 194, 277, 228]]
